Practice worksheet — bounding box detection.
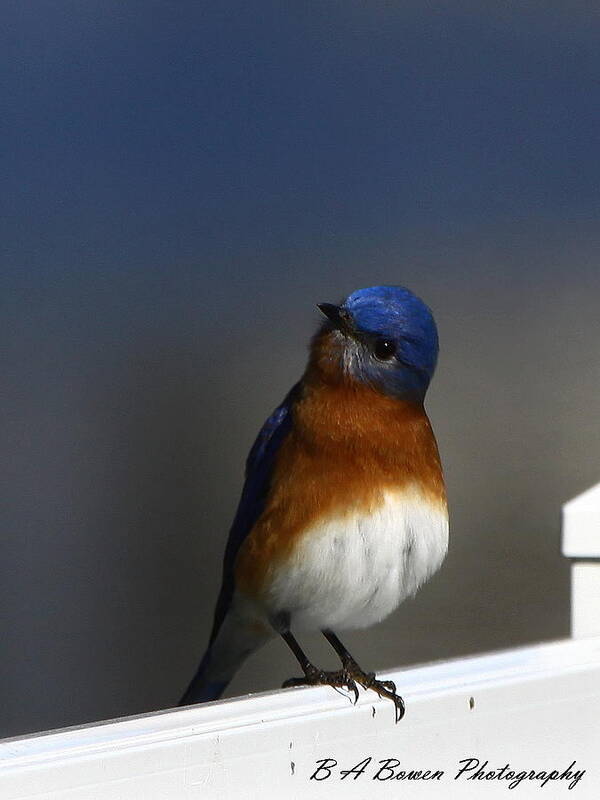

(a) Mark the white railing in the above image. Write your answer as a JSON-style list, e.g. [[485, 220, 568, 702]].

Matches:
[[1, 484, 599, 799], [563, 482, 600, 639]]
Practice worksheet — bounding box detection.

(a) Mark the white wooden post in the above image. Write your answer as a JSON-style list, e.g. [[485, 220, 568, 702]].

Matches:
[[562, 483, 600, 638]]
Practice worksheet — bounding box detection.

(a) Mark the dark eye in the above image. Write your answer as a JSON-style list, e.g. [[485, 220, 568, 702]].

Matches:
[[373, 338, 396, 361]]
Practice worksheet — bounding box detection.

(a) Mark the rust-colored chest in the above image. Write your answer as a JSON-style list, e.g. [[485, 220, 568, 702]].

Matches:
[[234, 380, 446, 598]]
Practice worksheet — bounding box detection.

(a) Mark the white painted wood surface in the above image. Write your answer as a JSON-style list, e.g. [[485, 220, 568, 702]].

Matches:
[[571, 563, 600, 639], [562, 483, 600, 557], [1, 637, 599, 799], [563, 482, 600, 638]]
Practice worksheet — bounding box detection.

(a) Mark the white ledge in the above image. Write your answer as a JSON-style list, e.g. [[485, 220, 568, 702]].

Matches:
[[1, 637, 600, 798]]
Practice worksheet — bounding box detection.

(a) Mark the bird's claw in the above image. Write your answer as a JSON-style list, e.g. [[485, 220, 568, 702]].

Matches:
[[375, 684, 405, 724], [283, 661, 404, 721], [282, 666, 360, 705], [343, 665, 405, 723]]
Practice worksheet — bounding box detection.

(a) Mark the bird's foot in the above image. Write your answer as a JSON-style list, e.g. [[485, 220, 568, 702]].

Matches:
[[282, 664, 359, 704], [343, 659, 405, 723]]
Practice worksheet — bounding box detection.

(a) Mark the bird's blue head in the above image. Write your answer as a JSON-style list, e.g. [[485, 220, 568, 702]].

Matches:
[[313, 285, 439, 402]]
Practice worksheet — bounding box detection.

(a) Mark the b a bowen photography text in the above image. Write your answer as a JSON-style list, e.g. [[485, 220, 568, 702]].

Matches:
[[309, 756, 586, 791]]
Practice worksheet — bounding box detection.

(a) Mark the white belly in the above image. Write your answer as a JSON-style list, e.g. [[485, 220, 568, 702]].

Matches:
[[266, 487, 449, 631]]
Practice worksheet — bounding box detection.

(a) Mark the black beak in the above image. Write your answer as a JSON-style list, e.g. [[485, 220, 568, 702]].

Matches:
[[317, 303, 351, 331]]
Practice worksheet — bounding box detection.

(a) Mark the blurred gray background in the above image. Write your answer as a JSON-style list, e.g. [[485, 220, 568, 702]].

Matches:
[[2, 2, 600, 738]]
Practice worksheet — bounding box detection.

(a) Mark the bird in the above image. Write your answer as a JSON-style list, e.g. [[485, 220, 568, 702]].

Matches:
[[179, 285, 448, 721]]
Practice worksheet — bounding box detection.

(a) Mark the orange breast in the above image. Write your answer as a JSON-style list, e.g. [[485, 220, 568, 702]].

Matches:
[[235, 366, 446, 597], [234, 376, 446, 600]]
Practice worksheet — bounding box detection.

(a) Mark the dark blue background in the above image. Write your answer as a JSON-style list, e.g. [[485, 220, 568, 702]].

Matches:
[[2, 1, 599, 737]]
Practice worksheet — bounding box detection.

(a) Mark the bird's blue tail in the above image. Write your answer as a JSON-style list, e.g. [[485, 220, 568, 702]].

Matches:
[[179, 649, 229, 705], [178, 610, 273, 706]]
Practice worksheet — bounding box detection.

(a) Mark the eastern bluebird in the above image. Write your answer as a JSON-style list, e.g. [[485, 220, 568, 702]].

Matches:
[[179, 285, 448, 721]]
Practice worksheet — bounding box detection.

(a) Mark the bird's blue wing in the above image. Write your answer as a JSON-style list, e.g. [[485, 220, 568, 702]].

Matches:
[[207, 382, 301, 643]]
